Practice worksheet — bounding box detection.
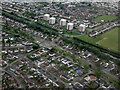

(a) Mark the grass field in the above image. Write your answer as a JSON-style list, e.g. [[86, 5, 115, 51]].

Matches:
[[65, 32, 80, 35], [94, 15, 118, 22], [76, 35, 96, 43], [76, 27, 119, 53], [96, 27, 119, 52]]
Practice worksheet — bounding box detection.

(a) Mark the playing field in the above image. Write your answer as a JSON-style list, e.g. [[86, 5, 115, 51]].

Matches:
[[94, 15, 118, 22], [96, 27, 119, 52]]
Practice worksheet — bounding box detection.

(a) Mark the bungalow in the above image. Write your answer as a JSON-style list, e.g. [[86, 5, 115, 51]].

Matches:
[[17, 43, 23, 46], [2, 50, 7, 54], [49, 53, 55, 57], [73, 82, 84, 90], [53, 82, 59, 87], [14, 49, 19, 53], [10, 37, 14, 41], [94, 58, 100, 62], [84, 76, 97, 82], [60, 74, 72, 81], [103, 63, 109, 68], [67, 62, 73, 67], [4, 38, 8, 43], [5, 43, 9, 47], [20, 48, 25, 52], [13, 56, 18, 59], [27, 75, 33, 79]]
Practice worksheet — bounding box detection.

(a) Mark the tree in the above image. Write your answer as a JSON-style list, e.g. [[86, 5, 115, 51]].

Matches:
[[95, 71, 101, 77], [33, 45, 39, 49]]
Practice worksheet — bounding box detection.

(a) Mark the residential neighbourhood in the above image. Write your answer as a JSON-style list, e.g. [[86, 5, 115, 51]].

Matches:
[[0, 1, 120, 89]]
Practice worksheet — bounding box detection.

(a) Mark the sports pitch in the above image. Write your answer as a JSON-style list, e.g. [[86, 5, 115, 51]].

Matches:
[[94, 15, 118, 22], [96, 27, 119, 52], [76, 27, 119, 53]]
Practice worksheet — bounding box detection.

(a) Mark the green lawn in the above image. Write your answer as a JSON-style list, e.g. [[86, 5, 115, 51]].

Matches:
[[94, 15, 118, 22], [76, 35, 96, 43], [75, 27, 119, 53], [60, 26, 67, 30], [39, 19, 49, 24], [96, 27, 119, 52], [65, 32, 80, 35]]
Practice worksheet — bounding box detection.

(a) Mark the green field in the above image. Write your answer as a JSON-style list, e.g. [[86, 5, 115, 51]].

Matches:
[[76, 35, 96, 43], [94, 15, 118, 22], [65, 32, 80, 35], [76, 27, 119, 53], [96, 27, 119, 52]]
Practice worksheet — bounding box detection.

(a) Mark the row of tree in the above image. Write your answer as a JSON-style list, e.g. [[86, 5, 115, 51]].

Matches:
[[3, 10, 120, 68], [60, 36, 120, 69]]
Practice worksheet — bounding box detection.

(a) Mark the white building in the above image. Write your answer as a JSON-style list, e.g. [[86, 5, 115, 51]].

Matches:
[[79, 24, 86, 32], [44, 14, 50, 21], [49, 17, 56, 24], [67, 23, 74, 30], [60, 19, 66, 26]]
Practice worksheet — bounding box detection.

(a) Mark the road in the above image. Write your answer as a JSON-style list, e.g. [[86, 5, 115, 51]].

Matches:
[[64, 34, 82, 37], [2, 10, 119, 88], [102, 69, 118, 81], [4, 48, 40, 69], [25, 57, 70, 88], [3, 46, 26, 49], [34, 36, 97, 68], [63, 20, 118, 38], [22, 20, 119, 84], [34, 36, 119, 81], [3, 48, 41, 88], [4, 70, 25, 89], [3, 34, 118, 88], [40, 65, 70, 88]]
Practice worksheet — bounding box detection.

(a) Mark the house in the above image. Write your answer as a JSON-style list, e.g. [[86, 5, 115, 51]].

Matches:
[[60, 74, 72, 81], [27, 75, 33, 79], [103, 63, 109, 68], [53, 82, 59, 87], [67, 62, 73, 67], [2, 50, 7, 54], [73, 82, 84, 90], [84, 76, 97, 82]]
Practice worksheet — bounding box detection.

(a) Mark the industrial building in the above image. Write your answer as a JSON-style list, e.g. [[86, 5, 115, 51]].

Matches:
[[60, 19, 66, 26], [79, 24, 86, 32], [49, 17, 56, 24], [44, 14, 50, 21], [67, 23, 74, 30]]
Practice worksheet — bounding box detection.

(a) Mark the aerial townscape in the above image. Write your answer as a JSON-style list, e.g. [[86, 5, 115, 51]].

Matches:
[[0, 1, 120, 90]]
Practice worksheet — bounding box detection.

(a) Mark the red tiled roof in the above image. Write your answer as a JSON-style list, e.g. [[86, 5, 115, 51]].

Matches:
[[90, 76, 97, 80]]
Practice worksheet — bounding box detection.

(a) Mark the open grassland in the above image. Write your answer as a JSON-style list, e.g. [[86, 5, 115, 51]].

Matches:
[[96, 27, 119, 52], [76, 27, 119, 53], [94, 15, 118, 22], [76, 35, 97, 43]]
